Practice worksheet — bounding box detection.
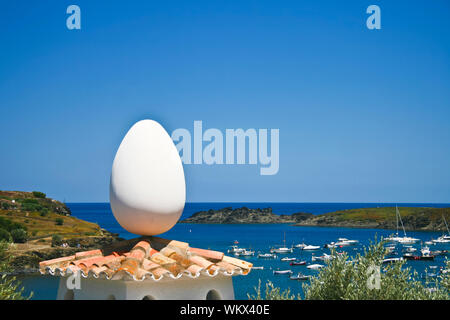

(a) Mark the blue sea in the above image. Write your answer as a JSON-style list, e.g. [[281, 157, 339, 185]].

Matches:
[[18, 202, 450, 300]]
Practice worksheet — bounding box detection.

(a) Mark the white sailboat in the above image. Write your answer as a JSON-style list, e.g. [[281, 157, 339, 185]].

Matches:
[[432, 214, 450, 244], [270, 232, 294, 253], [385, 206, 419, 244], [302, 244, 320, 250]]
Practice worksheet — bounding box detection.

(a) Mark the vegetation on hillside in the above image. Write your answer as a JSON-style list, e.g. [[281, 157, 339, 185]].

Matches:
[[296, 207, 450, 231], [0, 190, 103, 241]]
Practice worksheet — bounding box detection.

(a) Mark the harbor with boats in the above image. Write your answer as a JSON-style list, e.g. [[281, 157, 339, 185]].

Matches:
[[218, 210, 450, 297], [224, 227, 449, 292]]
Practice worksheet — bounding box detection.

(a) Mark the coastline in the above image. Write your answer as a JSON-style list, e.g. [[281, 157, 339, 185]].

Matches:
[[181, 206, 450, 232]]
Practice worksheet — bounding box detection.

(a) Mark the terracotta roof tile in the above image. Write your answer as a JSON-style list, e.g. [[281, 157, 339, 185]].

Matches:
[[39, 236, 252, 282]]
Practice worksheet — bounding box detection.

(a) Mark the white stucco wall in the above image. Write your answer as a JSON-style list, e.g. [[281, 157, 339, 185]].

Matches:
[[57, 275, 235, 300]]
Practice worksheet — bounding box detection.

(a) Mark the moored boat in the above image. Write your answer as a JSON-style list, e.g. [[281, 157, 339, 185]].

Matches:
[[303, 245, 320, 250], [273, 269, 293, 275], [281, 257, 297, 261], [270, 232, 294, 254], [258, 253, 277, 259], [290, 260, 307, 266], [335, 238, 359, 246], [385, 207, 420, 244], [290, 272, 311, 281], [227, 245, 246, 254], [307, 264, 324, 270], [236, 249, 255, 257], [431, 215, 450, 244], [270, 247, 294, 254], [382, 257, 403, 264]]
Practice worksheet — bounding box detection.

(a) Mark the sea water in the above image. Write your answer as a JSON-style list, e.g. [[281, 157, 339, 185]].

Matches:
[[17, 202, 449, 300]]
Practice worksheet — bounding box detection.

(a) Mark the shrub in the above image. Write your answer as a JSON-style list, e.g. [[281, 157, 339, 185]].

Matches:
[[248, 280, 300, 300], [10, 229, 28, 243], [39, 208, 49, 217], [1, 202, 10, 210], [0, 217, 26, 233], [51, 234, 62, 247], [21, 203, 43, 212], [32, 191, 46, 199], [0, 229, 11, 243], [0, 241, 32, 300], [0, 275, 32, 300], [20, 199, 39, 204], [55, 218, 64, 226], [302, 238, 449, 300]]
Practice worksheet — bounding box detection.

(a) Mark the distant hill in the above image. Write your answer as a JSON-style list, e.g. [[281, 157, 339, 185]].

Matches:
[[181, 206, 450, 232], [0, 190, 102, 239], [180, 207, 313, 224], [0, 190, 121, 274], [295, 207, 450, 231]]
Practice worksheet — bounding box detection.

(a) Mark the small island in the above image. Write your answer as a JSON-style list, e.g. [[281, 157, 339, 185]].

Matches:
[[0, 190, 122, 274], [180, 207, 313, 224], [181, 206, 450, 232]]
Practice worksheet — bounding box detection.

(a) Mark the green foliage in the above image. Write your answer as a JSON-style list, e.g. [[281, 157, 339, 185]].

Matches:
[[39, 208, 49, 217], [1, 202, 10, 210], [0, 216, 26, 233], [0, 241, 32, 300], [0, 229, 11, 242], [32, 191, 46, 199], [51, 234, 63, 247], [0, 275, 32, 300], [55, 218, 64, 226], [17, 198, 46, 212], [20, 203, 43, 212], [0, 241, 10, 272], [10, 229, 28, 243], [19, 199, 39, 205], [248, 279, 300, 300]]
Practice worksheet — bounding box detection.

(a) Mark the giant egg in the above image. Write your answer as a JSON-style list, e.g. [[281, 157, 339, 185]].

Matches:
[[109, 120, 186, 235]]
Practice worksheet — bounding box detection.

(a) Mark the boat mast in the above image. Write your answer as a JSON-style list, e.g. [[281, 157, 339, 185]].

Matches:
[[395, 205, 399, 236], [396, 206, 407, 237], [443, 214, 450, 235]]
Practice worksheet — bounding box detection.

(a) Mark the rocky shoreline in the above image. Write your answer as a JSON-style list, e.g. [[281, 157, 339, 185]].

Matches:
[[181, 206, 450, 232], [7, 231, 123, 275], [180, 207, 313, 224]]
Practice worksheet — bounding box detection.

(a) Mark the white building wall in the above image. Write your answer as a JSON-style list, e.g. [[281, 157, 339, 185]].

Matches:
[[57, 275, 235, 300]]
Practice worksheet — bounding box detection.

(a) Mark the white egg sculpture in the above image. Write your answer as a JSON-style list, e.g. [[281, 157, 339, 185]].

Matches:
[[109, 120, 186, 235]]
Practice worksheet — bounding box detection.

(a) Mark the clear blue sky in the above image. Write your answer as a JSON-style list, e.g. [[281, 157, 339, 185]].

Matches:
[[1, 1, 449, 203]]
